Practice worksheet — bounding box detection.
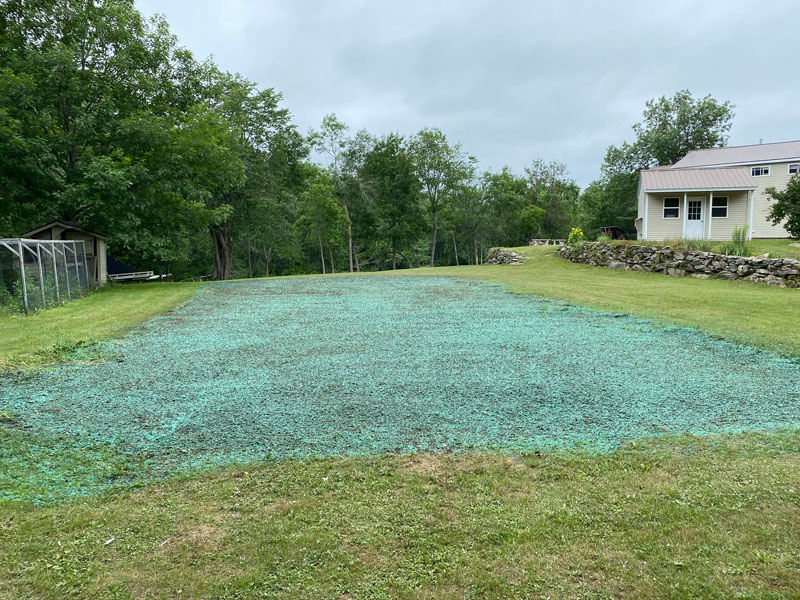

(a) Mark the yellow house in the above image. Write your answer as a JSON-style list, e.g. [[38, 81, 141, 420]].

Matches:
[[637, 140, 799, 241], [22, 220, 108, 285]]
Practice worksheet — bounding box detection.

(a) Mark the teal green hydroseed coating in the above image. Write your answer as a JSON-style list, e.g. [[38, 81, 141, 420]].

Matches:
[[2, 276, 800, 503]]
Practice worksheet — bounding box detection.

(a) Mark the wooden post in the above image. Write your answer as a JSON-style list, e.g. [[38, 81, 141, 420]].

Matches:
[[708, 192, 713, 240], [17, 240, 29, 315], [643, 193, 648, 240], [682, 193, 688, 238]]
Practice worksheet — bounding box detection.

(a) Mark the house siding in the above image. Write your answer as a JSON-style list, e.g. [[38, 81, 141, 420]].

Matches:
[[638, 159, 796, 241], [707, 191, 749, 240], [644, 193, 684, 240], [748, 161, 793, 238]]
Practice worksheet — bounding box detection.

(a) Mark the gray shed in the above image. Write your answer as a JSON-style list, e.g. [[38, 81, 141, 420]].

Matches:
[[22, 220, 109, 285]]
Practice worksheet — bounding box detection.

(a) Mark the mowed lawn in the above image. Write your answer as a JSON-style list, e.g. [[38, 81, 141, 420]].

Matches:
[[2, 248, 800, 598], [0, 282, 201, 370]]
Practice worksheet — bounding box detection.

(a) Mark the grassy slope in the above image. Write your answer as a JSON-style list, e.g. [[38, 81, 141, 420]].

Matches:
[[0, 282, 201, 370], [2, 433, 799, 599], [3, 250, 800, 598]]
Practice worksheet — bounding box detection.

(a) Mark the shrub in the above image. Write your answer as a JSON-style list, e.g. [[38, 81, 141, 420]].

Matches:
[[596, 234, 612, 242], [681, 239, 713, 252], [767, 174, 800, 238], [718, 226, 750, 256], [567, 227, 584, 245]]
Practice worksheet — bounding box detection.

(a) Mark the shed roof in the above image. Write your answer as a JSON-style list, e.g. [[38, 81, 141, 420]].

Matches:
[[673, 140, 800, 168], [21, 220, 108, 239], [640, 166, 757, 192]]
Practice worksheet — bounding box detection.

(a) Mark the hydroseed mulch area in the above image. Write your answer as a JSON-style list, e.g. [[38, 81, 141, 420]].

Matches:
[[2, 276, 800, 503]]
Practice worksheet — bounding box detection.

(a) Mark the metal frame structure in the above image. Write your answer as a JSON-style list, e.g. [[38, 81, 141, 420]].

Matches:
[[0, 238, 91, 315]]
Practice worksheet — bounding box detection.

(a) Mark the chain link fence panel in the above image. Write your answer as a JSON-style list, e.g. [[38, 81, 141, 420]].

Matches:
[[0, 239, 92, 315]]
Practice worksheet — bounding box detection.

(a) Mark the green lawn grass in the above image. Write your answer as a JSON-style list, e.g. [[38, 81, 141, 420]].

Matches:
[[0, 282, 201, 370], [2, 432, 799, 598]]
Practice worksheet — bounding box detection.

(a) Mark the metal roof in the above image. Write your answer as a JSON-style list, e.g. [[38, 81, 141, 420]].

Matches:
[[673, 140, 800, 168], [21, 219, 109, 239], [641, 166, 757, 192]]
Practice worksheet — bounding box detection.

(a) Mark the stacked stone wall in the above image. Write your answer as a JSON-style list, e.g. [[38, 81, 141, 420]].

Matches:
[[558, 243, 800, 288]]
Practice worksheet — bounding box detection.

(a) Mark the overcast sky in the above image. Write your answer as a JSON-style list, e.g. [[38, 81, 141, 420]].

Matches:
[[136, 0, 800, 188]]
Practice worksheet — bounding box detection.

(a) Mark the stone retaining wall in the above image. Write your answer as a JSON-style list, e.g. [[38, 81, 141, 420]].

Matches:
[[558, 242, 800, 288]]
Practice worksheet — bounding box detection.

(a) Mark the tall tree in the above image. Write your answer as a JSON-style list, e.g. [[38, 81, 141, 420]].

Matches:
[[766, 174, 800, 239], [525, 159, 579, 239], [582, 90, 735, 237], [295, 168, 346, 274], [480, 168, 529, 246], [360, 134, 423, 270], [309, 114, 357, 272], [409, 128, 474, 267], [200, 69, 300, 280]]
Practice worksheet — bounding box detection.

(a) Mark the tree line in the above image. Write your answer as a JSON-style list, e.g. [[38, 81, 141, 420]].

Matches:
[[0, 0, 740, 280]]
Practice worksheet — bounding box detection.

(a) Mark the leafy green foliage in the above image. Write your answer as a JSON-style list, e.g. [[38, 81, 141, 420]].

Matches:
[[409, 128, 476, 266], [718, 226, 751, 256], [567, 227, 584, 244], [767, 174, 800, 238], [295, 168, 346, 273], [358, 134, 423, 269]]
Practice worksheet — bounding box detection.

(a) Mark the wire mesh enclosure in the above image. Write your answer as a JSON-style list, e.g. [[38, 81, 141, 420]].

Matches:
[[0, 239, 92, 315]]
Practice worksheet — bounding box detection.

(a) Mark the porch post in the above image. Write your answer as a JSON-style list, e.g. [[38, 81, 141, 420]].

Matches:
[[707, 192, 713, 240], [682, 193, 688, 238], [748, 190, 754, 240], [643, 193, 648, 240]]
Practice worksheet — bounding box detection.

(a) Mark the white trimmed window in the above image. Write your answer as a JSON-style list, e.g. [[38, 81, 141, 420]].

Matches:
[[789, 163, 799, 175], [663, 197, 680, 219], [711, 196, 728, 218], [751, 166, 770, 176]]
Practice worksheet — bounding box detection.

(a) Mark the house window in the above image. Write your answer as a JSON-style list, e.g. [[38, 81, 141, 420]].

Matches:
[[663, 197, 680, 219], [751, 166, 770, 176], [790, 163, 799, 175], [711, 196, 728, 218]]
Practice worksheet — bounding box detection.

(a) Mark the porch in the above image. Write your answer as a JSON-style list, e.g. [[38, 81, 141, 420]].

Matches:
[[643, 190, 754, 241], [639, 166, 757, 241]]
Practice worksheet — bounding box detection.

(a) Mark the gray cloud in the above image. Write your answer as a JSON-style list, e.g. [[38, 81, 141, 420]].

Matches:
[[136, 0, 800, 187]]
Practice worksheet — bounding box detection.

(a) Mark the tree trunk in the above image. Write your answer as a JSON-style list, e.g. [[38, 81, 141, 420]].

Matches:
[[329, 246, 335, 274], [429, 208, 437, 267], [210, 225, 232, 280], [474, 237, 479, 266], [392, 238, 396, 270], [453, 233, 459, 267], [354, 248, 360, 272], [263, 244, 272, 277], [319, 237, 326, 274], [347, 225, 354, 273], [247, 238, 253, 279]]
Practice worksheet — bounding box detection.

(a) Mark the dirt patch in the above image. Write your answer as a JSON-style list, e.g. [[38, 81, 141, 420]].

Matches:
[[159, 524, 225, 554]]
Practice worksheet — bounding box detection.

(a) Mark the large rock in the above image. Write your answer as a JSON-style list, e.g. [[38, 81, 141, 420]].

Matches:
[[485, 247, 523, 265]]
